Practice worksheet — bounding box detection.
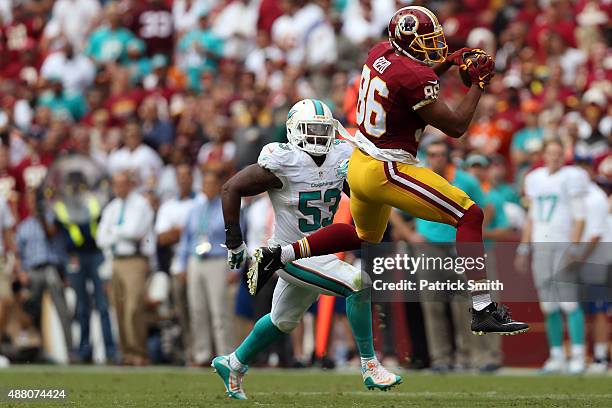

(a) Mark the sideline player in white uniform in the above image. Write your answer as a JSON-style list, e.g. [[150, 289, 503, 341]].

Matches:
[[576, 159, 610, 373], [212, 99, 401, 400], [516, 139, 589, 374]]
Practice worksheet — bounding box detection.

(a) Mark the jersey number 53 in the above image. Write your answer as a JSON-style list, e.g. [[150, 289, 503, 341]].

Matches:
[[298, 189, 341, 233]]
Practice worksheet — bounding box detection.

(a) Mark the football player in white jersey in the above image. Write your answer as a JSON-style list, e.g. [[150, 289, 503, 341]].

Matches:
[[516, 139, 589, 374], [212, 99, 401, 400], [575, 158, 610, 373]]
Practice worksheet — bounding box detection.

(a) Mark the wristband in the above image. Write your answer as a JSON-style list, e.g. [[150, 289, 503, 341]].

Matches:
[[224, 221, 243, 250]]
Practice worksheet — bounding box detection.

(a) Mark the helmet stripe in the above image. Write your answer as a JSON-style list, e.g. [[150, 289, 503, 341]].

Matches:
[[312, 99, 325, 116]]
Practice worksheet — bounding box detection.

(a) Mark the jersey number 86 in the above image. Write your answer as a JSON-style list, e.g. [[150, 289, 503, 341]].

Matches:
[[356, 66, 389, 139]]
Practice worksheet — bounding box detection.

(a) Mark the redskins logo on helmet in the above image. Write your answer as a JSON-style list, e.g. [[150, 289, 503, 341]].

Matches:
[[397, 14, 418, 36], [388, 6, 448, 65]]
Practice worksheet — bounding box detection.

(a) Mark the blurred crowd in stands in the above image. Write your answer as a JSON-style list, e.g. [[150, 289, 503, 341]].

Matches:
[[0, 0, 609, 370]]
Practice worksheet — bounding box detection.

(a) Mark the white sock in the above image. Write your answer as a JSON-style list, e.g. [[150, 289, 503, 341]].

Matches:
[[594, 343, 609, 361], [550, 346, 564, 360], [571, 344, 585, 359], [360, 357, 377, 370], [280, 244, 296, 264], [229, 352, 247, 371], [472, 293, 492, 311]]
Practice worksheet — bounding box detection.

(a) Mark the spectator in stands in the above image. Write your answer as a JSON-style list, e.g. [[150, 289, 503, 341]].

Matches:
[[0, 143, 19, 219], [154, 163, 197, 364], [177, 11, 224, 91], [130, 0, 174, 58], [96, 171, 155, 366], [211, 0, 258, 59], [172, 0, 210, 35], [341, 0, 394, 46], [42, 0, 101, 52], [139, 96, 174, 154], [197, 115, 236, 176], [107, 119, 163, 189], [176, 170, 234, 366], [85, 1, 136, 64], [124, 38, 152, 85], [16, 189, 72, 356], [51, 168, 116, 364], [0, 195, 16, 365], [103, 68, 146, 124], [464, 155, 514, 242], [415, 141, 490, 372], [511, 100, 544, 181], [40, 43, 96, 95], [37, 78, 87, 122], [574, 157, 610, 373], [572, 88, 609, 161]]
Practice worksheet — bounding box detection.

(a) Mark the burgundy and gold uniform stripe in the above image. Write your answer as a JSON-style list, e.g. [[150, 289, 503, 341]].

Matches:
[[383, 161, 466, 222]]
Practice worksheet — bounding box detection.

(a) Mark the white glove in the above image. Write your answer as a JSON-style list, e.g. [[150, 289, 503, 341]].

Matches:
[[227, 242, 250, 269]]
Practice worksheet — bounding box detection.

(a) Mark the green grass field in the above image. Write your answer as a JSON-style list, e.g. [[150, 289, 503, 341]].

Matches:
[[0, 366, 611, 407]]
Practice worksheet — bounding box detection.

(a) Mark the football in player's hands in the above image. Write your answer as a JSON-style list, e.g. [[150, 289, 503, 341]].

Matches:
[[447, 47, 485, 67], [460, 52, 495, 90], [459, 62, 473, 87]]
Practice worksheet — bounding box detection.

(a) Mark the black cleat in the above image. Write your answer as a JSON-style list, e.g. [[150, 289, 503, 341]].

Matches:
[[471, 303, 529, 336], [247, 246, 284, 295]]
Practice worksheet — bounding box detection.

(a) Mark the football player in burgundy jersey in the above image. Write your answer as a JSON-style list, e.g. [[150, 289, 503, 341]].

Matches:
[[246, 6, 528, 335]]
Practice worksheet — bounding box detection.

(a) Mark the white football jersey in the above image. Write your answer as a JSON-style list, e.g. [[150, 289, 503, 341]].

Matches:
[[257, 140, 353, 246], [524, 165, 590, 242], [581, 182, 610, 264]]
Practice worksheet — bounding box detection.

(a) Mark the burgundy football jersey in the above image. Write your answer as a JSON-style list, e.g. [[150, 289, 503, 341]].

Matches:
[[356, 41, 440, 156], [131, 3, 174, 56]]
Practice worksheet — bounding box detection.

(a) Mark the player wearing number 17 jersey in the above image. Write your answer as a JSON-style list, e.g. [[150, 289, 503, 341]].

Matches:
[[250, 6, 529, 336]]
